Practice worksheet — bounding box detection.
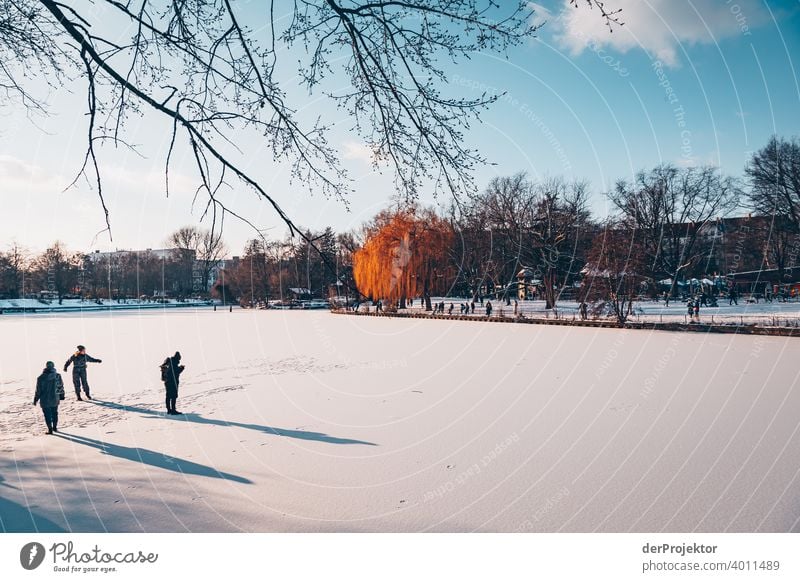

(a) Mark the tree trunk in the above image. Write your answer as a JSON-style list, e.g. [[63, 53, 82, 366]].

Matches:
[[424, 278, 432, 311], [544, 272, 556, 309]]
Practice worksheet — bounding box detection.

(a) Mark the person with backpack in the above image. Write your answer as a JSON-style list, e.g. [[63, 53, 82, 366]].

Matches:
[[63, 344, 102, 400], [160, 352, 185, 415], [33, 361, 65, 434]]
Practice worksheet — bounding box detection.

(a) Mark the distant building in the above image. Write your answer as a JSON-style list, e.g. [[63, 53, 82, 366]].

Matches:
[[287, 287, 312, 300], [86, 248, 242, 296], [86, 248, 183, 262]]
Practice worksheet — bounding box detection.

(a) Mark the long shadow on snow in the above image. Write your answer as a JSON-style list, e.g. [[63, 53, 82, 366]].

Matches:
[[92, 400, 377, 446], [55, 433, 252, 484], [0, 491, 67, 532], [0, 473, 66, 532]]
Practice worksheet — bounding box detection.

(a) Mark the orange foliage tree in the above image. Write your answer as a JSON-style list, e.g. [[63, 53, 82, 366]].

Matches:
[[354, 208, 453, 310]]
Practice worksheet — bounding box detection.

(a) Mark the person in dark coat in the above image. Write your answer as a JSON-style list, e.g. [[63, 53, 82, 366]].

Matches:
[[64, 345, 102, 400], [160, 352, 185, 415], [485, 300, 493, 317], [33, 361, 65, 434]]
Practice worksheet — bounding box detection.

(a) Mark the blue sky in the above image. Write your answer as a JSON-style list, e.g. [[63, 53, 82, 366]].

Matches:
[[1, 0, 799, 254]]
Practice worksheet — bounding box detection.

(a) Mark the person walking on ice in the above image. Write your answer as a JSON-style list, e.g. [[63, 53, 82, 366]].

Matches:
[[33, 361, 65, 434], [64, 344, 102, 400], [161, 351, 185, 415]]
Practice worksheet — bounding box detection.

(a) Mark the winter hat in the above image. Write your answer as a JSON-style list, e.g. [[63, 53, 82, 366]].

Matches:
[[45, 361, 55, 369], [77, 345, 86, 350]]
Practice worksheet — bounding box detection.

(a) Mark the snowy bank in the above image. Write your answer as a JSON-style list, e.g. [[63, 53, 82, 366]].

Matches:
[[0, 298, 214, 314], [333, 309, 800, 337]]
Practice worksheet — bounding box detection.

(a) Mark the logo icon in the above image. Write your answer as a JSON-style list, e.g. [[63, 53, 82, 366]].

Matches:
[[20, 542, 46, 570]]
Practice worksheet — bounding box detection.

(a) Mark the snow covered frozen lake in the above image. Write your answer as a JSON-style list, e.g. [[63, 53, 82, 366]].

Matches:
[[1, 309, 798, 532]]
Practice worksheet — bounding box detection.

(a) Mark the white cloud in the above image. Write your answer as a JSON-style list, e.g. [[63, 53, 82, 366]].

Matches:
[[341, 140, 376, 165], [529, 2, 554, 22], [0, 154, 197, 199], [0, 155, 65, 191], [553, 0, 769, 67], [99, 163, 195, 194]]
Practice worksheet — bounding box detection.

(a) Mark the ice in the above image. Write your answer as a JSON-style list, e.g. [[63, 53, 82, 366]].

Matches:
[[1, 309, 798, 532]]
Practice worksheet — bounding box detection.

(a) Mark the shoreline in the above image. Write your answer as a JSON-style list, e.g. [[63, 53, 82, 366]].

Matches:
[[0, 301, 214, 315], [331, 308, 799, 337]]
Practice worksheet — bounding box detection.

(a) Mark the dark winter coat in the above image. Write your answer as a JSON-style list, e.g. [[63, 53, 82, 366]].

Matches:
[[161, 357, 185, 395], [34, 369, 65, 408], [64, 352, 101, 372]]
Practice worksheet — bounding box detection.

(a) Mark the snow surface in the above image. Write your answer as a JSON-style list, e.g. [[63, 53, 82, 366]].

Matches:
[[1, 308, 798, 532]]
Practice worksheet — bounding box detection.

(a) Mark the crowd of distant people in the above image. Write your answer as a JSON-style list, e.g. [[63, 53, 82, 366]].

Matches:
[[350, 281, 799, 324]]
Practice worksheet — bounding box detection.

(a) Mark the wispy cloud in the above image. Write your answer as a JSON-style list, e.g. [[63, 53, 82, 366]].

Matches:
[[0, 155, 65, 191], [99, 163, 195, 194], [529, 2, 553, 22], [341, 140, 377, 165], [551, 0, 769, 67]]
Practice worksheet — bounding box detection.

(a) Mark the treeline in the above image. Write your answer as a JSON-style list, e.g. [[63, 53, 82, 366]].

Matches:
[[216, 227, 357, 306], [0, 226, 226, 301], [347, 136, 800, 313], [4, 136, 798, 309]]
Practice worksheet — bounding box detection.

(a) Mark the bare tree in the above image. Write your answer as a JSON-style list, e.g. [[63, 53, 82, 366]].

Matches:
[[167, 225, 226, 293], [470, 172, 535, 301], [30, 242, 81, 303], [746, 136, 800, 227], [745, 136, 800, 280], [231, 238, 273, 307], [0, 242, 29, 298], [609, 165, 740, 295], [1, 1, 619, 250], [531, 178, 593, 309], [582, 222, 645, 324], [465, 173, 594, 308]]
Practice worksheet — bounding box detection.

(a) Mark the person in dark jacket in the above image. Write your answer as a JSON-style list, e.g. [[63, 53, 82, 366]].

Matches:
[[64, 345, 102, 400], [33, 361, 65, 434], [485, 300, 493, 317], [160, 352, 185, 415]]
